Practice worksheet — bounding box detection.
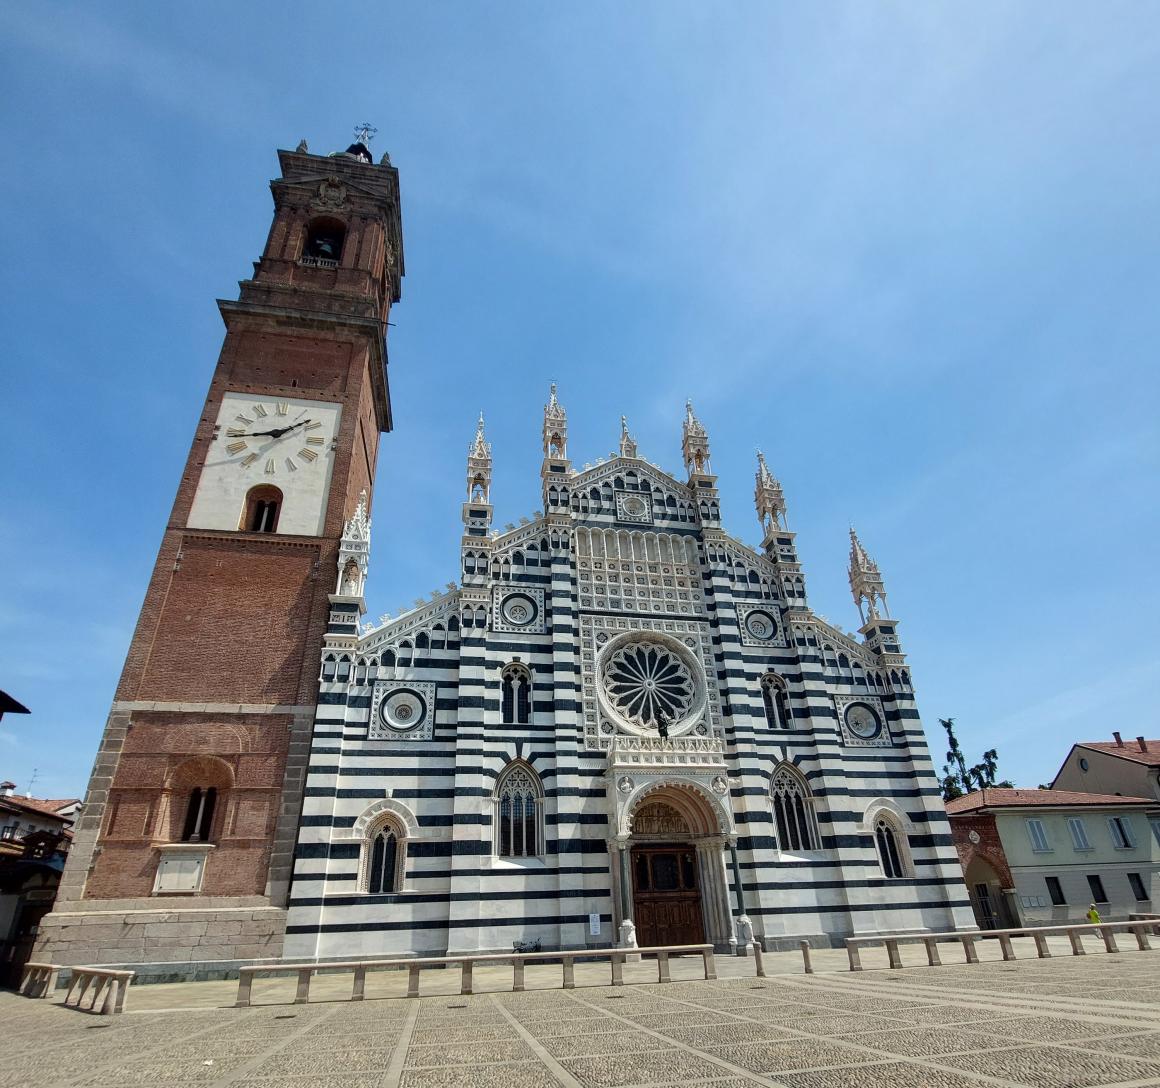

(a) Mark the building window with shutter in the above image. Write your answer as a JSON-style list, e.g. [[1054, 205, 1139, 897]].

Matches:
[[1025, 818, 1051, 853], [1108, 816, 1135, 849], [1067, 817, 1092, 851]]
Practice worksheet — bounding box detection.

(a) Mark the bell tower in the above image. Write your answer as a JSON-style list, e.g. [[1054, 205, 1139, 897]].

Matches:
[[37, 131, 405, 972]]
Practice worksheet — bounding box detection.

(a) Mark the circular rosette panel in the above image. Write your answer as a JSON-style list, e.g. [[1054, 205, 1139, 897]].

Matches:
[[843, 701, 881, 740], [379, 688, 427, 732], [743, 609, 778, 641], [500, 593, 538, 628], [596, 632, 706, 736]]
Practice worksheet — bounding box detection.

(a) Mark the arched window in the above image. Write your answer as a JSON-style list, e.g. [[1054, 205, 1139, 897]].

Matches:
[[242, 485, 282, 533], [335, 655, 351, 683], [501, 663, 532, 725], [180, 786, 217, 843], [494, 763, 543, 858], [321, 654, 337, 681], [361, 817, 406, 894], [301, 217, 346, 266], [760, 674, 792, 730], [875, 815, 907, 879], [771, 766, 821, 852]]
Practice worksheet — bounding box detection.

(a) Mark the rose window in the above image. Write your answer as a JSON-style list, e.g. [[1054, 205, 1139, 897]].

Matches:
[[602, 640, 695, 730]]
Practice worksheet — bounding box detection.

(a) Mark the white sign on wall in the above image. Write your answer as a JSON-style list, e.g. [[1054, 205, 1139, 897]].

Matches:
[[589, 913, 601, 936]]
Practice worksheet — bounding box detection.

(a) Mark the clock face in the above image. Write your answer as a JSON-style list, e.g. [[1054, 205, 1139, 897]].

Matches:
[[844, 702, 881, 740], [186, 393, 342, 537], [222, 400, 331, 477]]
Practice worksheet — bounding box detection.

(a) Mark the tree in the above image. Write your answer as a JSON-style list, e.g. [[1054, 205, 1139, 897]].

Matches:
[[939, 717, 1013, 802]]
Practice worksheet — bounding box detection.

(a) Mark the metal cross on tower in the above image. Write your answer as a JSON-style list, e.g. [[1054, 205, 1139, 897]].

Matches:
[[353, 122, 378, 148]]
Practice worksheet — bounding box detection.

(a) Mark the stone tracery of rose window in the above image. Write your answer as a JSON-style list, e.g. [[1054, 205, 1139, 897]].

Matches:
[[603, 640, 695, 730]]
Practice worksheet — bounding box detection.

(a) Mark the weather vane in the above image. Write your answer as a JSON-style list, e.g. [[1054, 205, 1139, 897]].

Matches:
[[353, 122, 378, 148]]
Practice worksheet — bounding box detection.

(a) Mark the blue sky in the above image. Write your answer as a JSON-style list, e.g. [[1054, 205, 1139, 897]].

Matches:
[[1, 3, 1158, 799]]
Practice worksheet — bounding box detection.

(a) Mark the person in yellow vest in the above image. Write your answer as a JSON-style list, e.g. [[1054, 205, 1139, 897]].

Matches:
[[1086, 903, 1102, 924]]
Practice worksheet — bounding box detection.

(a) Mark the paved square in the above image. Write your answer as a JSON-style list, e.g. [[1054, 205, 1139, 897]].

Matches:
[[5, 946, 1160, 1087]]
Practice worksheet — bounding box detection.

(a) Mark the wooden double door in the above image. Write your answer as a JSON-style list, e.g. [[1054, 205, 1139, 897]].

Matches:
[[631, 844, 705, 947]]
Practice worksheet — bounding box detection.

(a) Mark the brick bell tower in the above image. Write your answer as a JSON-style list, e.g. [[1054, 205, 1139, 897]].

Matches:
[[36, 130, 404, 973]]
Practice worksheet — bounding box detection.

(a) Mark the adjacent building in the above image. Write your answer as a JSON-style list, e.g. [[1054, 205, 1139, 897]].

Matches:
[[1051, 734, 1160, 801], [0, 784, 78, 985], [947, 788, 1160, 929]]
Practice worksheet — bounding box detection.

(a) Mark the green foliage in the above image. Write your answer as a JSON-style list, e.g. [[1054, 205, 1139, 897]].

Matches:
[[939, 717, 1014, 802]]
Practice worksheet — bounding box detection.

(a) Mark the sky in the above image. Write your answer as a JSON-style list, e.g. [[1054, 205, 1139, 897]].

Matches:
[[1, 3, 1158, 800]]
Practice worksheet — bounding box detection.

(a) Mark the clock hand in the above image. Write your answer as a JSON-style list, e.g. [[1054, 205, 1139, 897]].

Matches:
[[238, 419, 313, 439]]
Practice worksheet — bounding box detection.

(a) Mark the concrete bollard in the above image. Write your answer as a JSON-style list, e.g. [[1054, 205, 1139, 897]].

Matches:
[[753, 942, 766, 978], [407, 964, 421, 998], [702, 948, 717, 981], [611, 954, 624, 986], [460, 960, 473, 995], [294, 968, 312, 1004], [562, 957, 575, 989], [512, 959, 525, 992], [800, 940, 813, 975], [235, 971, 254, 1008], [657, 952, 671, 983], [351, 966, 366, 1001]]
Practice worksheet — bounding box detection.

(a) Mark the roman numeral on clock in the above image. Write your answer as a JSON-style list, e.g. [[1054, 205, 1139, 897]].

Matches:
[[298, 447, 318, 462], [253, 404, 268, 417], [226, 440, 247, 454]]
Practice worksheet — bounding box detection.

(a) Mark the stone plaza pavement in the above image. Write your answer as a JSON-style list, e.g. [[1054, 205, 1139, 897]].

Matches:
[[5, 942, 1160, 1088]]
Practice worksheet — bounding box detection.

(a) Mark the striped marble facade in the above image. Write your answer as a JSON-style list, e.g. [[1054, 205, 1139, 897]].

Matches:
[[283, 398, 974, 960]]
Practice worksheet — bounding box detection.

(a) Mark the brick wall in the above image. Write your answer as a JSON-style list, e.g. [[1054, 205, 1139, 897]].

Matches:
[[948, 811, 1014, 887]]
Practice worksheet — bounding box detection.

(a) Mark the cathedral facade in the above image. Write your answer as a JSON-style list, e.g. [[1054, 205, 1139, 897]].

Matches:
[[285, 395, 973, 960], [37, 135, 972, 975]]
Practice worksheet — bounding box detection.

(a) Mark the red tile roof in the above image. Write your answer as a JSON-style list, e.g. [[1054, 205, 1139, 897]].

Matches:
[[1076, 740, 1160, 767], [946, 788, 1159, 814], [0, 795, 79, 821]]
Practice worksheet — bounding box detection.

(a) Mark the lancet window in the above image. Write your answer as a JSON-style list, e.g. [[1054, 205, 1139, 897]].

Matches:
[[760, 674, 792, 730], [501, 663, 532, 725], [875, 815, 908, 879], [494, 763, 543, 859], [771, 766, 820, 852]]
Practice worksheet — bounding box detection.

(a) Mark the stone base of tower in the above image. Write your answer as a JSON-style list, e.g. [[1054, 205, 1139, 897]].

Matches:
[[31, 899, 286, 983]]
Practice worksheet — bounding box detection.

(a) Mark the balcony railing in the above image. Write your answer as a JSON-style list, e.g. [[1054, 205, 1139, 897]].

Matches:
[[298, 256, 339, 269], [607, 734, 725, 770]]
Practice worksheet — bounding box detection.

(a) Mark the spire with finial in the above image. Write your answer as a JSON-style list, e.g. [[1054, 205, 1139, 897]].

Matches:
[[619, 415, 638, 459], [542, 383, 567, 457], [681, 399, 711, 478], [754, 449, 787, 533], [848, 527, 889, 623], [466, 412, 492, 504], [335, 489, 372, 603]]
